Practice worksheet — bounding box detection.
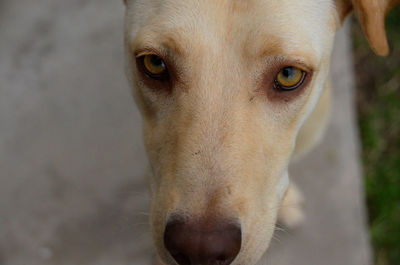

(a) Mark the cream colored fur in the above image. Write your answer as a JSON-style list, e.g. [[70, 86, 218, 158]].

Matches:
[[123, 0, 398, 264]]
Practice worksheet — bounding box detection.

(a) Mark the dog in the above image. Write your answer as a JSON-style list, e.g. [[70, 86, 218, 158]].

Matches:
[[123, 0, 398, 264]]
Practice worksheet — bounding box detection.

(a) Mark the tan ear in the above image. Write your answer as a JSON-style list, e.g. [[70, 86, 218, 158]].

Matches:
[[336, 0, 399, 56]]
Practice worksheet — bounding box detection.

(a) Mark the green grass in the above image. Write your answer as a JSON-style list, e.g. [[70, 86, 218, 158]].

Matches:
[[352, 5, 400, 265]]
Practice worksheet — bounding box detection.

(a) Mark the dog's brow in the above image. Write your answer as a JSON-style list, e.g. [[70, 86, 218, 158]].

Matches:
[[244, 31, 319, 68], [261, 52, 318, 71], [131, 30, 186, 57]]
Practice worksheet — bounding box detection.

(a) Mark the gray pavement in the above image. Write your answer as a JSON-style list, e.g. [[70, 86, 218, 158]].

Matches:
[[0, 1, 371, 264]]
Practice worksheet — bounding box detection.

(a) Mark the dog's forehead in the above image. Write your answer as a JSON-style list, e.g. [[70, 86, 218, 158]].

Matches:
[[126, 0, 336, 61]]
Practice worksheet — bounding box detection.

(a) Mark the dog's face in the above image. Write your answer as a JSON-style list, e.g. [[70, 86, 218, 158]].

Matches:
[[124, 0, 394, 264]]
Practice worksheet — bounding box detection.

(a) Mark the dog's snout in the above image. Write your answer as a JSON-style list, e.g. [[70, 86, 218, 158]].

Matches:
[[164, 219, 241, 265]]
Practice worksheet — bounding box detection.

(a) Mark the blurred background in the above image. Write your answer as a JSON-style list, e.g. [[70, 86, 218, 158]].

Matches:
[[0, 1, 398, 265], [352, 5, 400, 265]]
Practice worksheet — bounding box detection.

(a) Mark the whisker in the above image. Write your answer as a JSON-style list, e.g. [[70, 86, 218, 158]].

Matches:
[[272, 233, 282, 243], [274, 225, 286, 232]]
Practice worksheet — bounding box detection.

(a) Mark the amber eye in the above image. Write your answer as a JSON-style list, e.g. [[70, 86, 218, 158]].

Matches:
[[275, 66, 305, 90], [141, 54, 168, 79]]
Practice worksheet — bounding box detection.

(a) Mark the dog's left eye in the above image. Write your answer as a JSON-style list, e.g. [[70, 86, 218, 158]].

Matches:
[[275, 67, 306, 91]]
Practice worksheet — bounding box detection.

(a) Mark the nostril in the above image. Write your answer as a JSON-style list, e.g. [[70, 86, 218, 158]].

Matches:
[[216, 256, 228, 265], [164, 221, 191, 265], [164, 219, 241, 265], [215, 255, 234, 265], [173, 254, 191, 265], [217, 255, 226, 261]]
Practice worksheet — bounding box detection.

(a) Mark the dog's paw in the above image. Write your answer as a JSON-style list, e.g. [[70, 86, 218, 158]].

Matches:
[[277, 183, 305, 229], [278, 203, 305, 229]]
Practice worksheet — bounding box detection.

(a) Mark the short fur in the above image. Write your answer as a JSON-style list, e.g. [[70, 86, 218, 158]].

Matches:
[[123, 0, 398, 264]]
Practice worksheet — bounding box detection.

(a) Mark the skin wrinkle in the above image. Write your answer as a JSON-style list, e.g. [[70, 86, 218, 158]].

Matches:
[[123, 0, 398, 264]]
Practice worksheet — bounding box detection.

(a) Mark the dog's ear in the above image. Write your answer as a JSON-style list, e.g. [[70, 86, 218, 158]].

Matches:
[[336, 0, 399, 56]]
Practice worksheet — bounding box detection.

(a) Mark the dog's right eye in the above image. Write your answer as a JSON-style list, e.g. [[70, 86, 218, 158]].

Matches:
[[139, 54, 169, 80]]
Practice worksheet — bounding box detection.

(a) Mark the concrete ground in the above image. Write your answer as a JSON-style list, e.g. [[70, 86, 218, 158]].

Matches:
[[0, 1, 371, 264]]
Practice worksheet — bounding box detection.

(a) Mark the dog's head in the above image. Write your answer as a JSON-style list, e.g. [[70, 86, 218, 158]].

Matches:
[[123, 0, 396, 264]]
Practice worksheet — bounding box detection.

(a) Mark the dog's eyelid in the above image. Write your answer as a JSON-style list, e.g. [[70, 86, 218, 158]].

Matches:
[[274, 60, 313, 74], [133, 47, 178, 68], [132, 36, 185, 59], [266, 53, 316, 72], [134, 48, 164, 58], [291, 62, 314, 74]]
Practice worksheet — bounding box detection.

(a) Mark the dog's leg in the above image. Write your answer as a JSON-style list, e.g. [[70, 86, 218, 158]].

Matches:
[[277, 82, 331, 229], [277, 181, 305, 229]]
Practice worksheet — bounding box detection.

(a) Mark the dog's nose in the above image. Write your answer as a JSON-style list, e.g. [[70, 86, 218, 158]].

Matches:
[[164, 219, 241, 265]]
